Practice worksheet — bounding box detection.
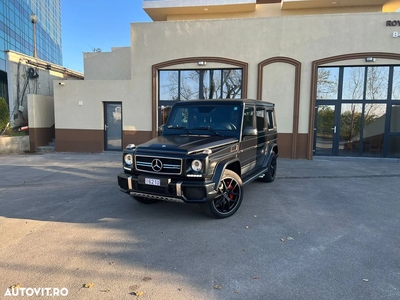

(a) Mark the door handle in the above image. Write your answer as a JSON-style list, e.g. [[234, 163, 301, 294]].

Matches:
[[104, 124, 108, 130], [331, 126, 336, 133]]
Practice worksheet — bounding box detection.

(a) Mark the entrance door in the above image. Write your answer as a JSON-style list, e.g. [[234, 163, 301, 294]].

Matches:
[[314, 105, 337, 155], [314, 103, 388, 156], [104, 102, 122, 151]]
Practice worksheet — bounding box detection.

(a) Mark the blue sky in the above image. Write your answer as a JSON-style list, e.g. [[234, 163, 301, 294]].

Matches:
[[61, 0, 151, 73]]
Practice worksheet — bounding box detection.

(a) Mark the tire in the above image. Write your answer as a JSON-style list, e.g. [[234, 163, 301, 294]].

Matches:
[[199, 170, 243, 218], [130, 195, 159, 204], [260, 151, 277, 183]]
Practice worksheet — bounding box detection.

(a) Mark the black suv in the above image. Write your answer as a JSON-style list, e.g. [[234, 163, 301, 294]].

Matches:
[[118, 99, 278, 218]]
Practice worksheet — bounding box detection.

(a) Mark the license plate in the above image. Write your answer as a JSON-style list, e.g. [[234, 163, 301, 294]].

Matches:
[[145, 178, 161, 186]]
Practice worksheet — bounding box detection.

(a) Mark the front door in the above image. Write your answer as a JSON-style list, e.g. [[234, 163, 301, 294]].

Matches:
[[314, 105, 338, 155], [104, 102, 122, 151], [314, 65, 400, 157], [239, 105, 257, 174], [314, 103, 387, 156]]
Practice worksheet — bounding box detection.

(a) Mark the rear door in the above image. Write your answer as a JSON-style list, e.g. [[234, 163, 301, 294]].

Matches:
[[255, 106, 267, 168]]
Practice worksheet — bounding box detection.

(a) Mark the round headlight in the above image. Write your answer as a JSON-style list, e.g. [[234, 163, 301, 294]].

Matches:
[[191, 160, 202, 172], [124, 154, 133, 165]]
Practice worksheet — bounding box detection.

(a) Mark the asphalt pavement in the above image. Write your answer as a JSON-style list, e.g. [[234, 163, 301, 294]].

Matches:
[[0, 152, 399, 300]]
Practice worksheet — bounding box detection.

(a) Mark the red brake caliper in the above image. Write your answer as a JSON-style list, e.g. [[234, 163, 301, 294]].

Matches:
[[227, 182, 234, 199]]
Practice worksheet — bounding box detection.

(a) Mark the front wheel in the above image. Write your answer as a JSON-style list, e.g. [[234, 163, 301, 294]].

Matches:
[[199, 170, 243, 219], [260, 151, 277, 183], [130, 195, 159, 204]]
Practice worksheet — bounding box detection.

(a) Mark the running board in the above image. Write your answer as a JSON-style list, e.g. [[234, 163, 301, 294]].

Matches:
[[242, 167, 268, 185]]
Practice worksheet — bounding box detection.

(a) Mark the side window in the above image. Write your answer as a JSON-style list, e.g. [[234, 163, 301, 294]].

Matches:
[[256, 107, 266, 131], [266, 110, 275, 129], [243, 105, 254, 128]]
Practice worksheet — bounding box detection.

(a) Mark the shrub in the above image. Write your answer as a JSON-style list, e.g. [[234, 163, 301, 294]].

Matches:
[[0, 97, 10, 132]]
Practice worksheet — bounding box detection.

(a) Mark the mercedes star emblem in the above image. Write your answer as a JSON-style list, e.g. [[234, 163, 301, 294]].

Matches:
[[151, 159, 163, 172]]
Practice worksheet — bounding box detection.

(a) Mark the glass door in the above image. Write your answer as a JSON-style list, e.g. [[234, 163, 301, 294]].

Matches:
[[104, 102, 122, 151], [338, 103, 363, 156], [315, 65, 397, 157], [314, 105, 337, 155]]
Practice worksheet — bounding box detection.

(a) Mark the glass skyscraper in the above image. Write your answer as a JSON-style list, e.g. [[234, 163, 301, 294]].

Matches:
[[0, 0, 62, 102]]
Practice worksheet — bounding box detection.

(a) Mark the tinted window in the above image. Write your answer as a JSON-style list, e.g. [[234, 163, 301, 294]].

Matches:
[[243, 105, 254, 128], [165, 104, 241, 131], [267, 110, 274, 129], [256, 107, 266, 131]]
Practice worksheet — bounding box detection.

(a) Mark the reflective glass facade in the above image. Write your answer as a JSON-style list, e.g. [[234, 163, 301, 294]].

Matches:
[[0, 0, 62, 103], [315, 65, 400, 158], [0, 0, 62, 70]]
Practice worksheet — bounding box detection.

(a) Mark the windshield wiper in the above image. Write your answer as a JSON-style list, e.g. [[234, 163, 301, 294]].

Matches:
[[166, 125, 192, 134], [192, 126, 221, 136]]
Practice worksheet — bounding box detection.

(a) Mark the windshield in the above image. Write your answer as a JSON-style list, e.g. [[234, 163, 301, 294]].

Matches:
[[164, 104, 241, 135]]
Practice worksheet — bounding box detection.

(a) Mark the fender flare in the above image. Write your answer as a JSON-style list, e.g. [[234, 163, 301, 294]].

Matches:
[[262, 143, 279, 169], [211, 157, 241, 190]]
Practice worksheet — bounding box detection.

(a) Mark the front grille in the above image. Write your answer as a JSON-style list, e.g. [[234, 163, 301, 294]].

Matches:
[[135, 155, 182, 175]]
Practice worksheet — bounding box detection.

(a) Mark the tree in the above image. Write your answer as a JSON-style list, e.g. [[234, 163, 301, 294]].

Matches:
[[339, 67, 388, 142], [0, 97, 9, 133], [160, 69, 242, 101], [317, 68, 338, 99], [317, 105, 335, 137], [392, 67, 400, 99], [366, 66, 389, 100], [340, 108, 362, 141], [222, 70, 242, 99]]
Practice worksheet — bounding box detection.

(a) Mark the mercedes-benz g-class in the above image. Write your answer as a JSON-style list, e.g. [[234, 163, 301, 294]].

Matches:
[[117, 99, 278, 218]]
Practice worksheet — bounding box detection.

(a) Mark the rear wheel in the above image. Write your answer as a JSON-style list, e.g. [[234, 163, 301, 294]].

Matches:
[[199, 170, 243, 218], [130, 195, 159, 204], [260, 151, 277, 183]]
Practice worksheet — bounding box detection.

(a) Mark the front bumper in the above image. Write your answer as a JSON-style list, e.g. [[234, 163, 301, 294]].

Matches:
[[117, 172, 218, 203]]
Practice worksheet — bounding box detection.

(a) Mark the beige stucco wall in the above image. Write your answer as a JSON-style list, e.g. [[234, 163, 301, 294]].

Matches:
[[27, 94, 54, 128], [53, 10, 400, 154], [84, 47, 131, 80], [261, 63, 294, 133], [54, 80, 139, 130], [129, 12, 400, 134], [166, 4, 382, 20]]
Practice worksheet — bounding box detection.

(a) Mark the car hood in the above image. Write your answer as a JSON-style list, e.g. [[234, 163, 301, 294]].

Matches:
[[136, 135, 238, 154]]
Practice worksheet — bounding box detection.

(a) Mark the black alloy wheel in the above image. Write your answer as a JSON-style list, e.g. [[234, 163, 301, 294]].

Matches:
[[200, 170, 243, 218], [260, 151, 277, 183]]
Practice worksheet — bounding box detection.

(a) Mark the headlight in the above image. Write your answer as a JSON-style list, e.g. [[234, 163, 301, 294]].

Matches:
[[124, 154, 133, 165], [191, 160, 202, 172]]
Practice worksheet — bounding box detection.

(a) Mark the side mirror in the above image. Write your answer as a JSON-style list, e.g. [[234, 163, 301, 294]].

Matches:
[[243, 126, 257, 136]]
